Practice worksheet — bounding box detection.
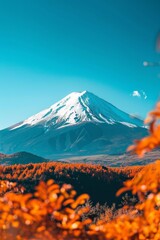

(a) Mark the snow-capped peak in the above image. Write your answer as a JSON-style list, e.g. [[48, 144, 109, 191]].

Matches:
[[11, 91, 143, 130]]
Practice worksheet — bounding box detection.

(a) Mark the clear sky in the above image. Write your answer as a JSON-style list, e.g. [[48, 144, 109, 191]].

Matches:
[[0, 0, 160, 129]]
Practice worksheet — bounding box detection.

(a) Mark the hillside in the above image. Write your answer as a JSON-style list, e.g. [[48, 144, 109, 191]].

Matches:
[[0, 151, 47, 165]]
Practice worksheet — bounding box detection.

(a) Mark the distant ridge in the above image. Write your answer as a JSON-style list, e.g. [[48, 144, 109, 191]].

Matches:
[[0, 152, 46, 165]]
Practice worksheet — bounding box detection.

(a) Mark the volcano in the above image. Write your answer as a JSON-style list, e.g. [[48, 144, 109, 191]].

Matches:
[[0, 91, 147, 158]]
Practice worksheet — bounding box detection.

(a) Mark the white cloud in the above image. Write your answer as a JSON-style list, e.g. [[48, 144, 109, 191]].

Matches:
[[132, 90, 141, 98], [131, 90, 147, 100], [143, 61, 149, 67]]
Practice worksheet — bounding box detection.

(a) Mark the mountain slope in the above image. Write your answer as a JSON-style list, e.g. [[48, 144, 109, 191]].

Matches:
[[0, 91, 147, 158]]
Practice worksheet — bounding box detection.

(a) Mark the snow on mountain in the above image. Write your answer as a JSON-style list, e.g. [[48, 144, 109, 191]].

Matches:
[[11, 90, 143, 131]]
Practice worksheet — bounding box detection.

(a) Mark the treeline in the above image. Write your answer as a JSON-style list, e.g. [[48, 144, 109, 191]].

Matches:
[[0, 162, 142, 205]]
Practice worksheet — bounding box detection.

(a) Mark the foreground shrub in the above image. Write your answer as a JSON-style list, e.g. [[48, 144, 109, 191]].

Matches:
[[0, 180, 92, 239]]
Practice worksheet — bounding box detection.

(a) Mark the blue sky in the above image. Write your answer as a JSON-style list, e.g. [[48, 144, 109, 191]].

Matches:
[[0, 0, 160, 129]]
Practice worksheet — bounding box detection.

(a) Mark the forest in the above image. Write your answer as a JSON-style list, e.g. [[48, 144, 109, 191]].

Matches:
[[0, 162, 142, 205]]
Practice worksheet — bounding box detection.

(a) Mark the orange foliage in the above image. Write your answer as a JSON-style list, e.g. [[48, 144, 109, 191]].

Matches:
[[0, 161, 142, 182], [0, 179, 91, 239]]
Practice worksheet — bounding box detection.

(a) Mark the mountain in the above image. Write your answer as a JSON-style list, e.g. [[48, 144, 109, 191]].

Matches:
[[0, 152, 46, 165], [0, 91, 147, 158]]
